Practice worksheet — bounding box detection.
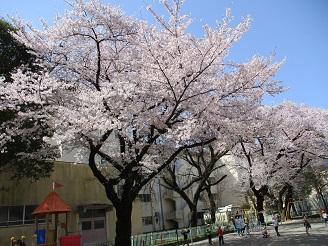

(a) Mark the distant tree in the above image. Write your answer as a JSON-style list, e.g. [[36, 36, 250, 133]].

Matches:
[[0, 18, 59, 183], [234, 101, 328, 222], [1, 1, 285, 245], [303, 163, 328, 212], [0, 18, 35, 81]]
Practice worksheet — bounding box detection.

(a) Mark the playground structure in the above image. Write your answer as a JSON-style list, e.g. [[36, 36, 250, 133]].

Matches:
[[211, 204, 261, 230], [286, 199, 319, 219], [212, 204, 286, 229], [31, 191, 81, 246]]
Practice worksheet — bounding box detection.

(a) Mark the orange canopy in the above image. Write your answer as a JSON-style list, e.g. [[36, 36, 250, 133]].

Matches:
[[32, 191, 71, 215]]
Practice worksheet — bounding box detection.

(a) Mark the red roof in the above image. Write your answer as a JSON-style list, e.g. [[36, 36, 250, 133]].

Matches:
[[32, 191, 71, 215]]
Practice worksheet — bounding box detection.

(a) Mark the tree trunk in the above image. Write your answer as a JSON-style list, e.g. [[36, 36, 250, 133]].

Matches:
[[189, 204, 198, 227], [256, 193, 265, 224], [284, 185, 293, 220], [206, 186, 217, 223], [114, 198, 133, 246], [277, 184, 288, 220], [89, 146, 139, 246], [277, 194, 284, 218], [252, 185, 268, 224]]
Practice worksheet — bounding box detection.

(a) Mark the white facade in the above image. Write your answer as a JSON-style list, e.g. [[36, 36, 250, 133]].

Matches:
[[138, 156, 247, 232]]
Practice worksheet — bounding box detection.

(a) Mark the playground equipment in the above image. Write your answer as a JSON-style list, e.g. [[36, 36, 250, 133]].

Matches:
[[31, 191, 81, 246], [213, 204, 259, 230], [286, 199, 316, 219]]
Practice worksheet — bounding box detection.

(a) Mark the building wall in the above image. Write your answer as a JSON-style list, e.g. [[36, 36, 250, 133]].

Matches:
[[0, 154, 248, 244], [144, 156, 247, 231], [0, 161, 142, 245]]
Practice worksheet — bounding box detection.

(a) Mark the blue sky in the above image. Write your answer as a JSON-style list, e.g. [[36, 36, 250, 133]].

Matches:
[[1, 0, 327, 109]]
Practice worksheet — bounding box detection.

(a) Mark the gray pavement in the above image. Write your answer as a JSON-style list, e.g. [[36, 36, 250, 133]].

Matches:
[[190, 219, 328, 246]]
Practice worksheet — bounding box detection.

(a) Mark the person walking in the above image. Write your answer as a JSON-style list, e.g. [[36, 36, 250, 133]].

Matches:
[[244, 219, 251, 237], [234, 216, 242, 236], [181, 228, 190, 246], [218, 226, 224, 245], [303, 218, 311, 236], [322, 210, 327, 225], [206, 224, 213, 245], [273, 218, 281, 236], [240, 217, 245, 236]]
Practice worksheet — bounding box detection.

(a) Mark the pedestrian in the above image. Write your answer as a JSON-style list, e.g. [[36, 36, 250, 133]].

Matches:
[[322, 210, 327, 225], [234, 215, 242, 236], [303, 218, 311, 236], [218, 226, 224, 245], [273, 218, 281, 236], [240, 217, 245, 236], [181, 228, 190, 246], [244, 218, 251, 237], [303, 212, 309, 219], [15, 239, 26, 246], [11, 237, 17, 246], [206, 224, 213, 245]]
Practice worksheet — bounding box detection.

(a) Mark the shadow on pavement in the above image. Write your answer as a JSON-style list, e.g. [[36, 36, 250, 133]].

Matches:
[[220, 233, 327, 246]]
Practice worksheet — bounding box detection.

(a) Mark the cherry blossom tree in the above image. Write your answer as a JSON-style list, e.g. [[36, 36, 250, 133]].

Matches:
[[233, 101, 328, 222], [303, 162, 328, 212], [0, 0, 285, 244], [305, 163, 328, 212], [162, 144, 229, 226]]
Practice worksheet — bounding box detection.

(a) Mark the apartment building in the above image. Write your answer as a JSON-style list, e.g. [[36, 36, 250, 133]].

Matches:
[[138, 156, 247, 232]]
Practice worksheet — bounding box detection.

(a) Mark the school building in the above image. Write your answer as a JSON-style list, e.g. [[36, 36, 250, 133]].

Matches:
[[0, 156, 246, 245]]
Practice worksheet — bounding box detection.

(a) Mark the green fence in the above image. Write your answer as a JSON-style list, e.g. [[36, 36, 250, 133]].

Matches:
[[131, 224, 222, 246]]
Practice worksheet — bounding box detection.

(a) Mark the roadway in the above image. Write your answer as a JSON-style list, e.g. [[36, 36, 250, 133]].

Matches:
[[189, 218, 328, 246]]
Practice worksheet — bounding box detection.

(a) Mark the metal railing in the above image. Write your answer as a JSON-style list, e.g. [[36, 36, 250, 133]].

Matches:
[[83, 221, 260, 246], [37, 243, 58, 246], [83, 240, 114, 246], [131, 224, 215, 246]]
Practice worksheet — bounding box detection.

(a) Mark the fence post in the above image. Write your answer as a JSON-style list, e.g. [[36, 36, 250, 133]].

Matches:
[[189, 227, 193, 245]]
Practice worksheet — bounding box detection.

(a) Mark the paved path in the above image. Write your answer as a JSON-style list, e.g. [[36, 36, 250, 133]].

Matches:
[[190, 219, 328, 246]]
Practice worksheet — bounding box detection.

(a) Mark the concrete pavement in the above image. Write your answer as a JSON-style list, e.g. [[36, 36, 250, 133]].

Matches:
[[189, 219, 328, 246]]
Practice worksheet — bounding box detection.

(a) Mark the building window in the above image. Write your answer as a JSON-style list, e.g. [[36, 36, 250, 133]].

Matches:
[[82, 221, 92, 230], [8, 206, 24, 226], [79, 209, 105, 219], [94, 220, 105, 229], [0, 205, 46, 227], [0, 206, 9, 227], [197, 212, 205, 220], [138, 194, 151, 202], [142, 216, 153, 226], [25, 205, 37, 225]]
